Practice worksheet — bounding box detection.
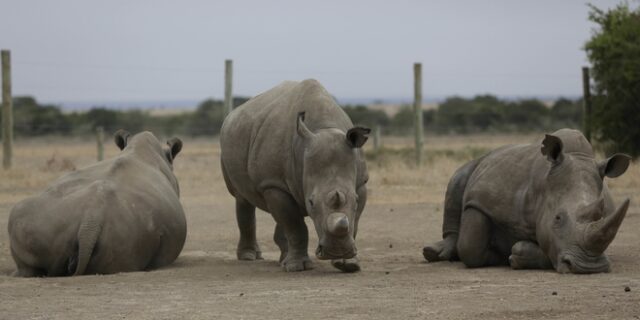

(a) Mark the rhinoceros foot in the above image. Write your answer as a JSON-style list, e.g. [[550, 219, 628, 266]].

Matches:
[[282, 255, 313, 272], [331, 257, 360, 273], [237, 248, 263, 261], [508, 241, 552, 270], [423, 236, 458, 262]]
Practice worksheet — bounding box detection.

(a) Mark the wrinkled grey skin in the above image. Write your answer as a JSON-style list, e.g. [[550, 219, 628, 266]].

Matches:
[[423, 129, 631, 274], [8, 131, 186, 277], [220, 79, 370, 272]]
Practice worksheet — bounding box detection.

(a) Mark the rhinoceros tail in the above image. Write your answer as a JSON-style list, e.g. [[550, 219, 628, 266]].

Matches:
[[73, 210, 103, 276]]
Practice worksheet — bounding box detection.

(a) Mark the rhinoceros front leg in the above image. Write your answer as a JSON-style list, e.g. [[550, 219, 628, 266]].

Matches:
[[273, 223, 288, 263], [264, 189, 313, 272], [509, 241, 552, 270], [457, 207, 508, 267], [235, 197, 263, 261]]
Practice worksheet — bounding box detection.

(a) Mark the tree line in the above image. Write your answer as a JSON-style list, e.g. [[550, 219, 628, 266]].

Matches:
[[344, 96, 582, 135], [1, 94, 582, 138]]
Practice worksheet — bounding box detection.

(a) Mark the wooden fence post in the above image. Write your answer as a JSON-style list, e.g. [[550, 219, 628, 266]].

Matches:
[[224, 59, 233, 116], [582, 67, 592, 142], [414, 62, 423, 166], [2, 50, 12, 170], [96, 126, 104, 161], [373, 125, 381, 152]]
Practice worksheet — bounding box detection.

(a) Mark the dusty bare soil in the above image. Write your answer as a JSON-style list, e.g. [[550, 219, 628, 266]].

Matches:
[[0, 134, 639, 320]]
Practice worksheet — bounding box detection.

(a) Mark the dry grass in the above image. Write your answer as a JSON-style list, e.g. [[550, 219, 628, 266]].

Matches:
[[2, 133, 638, 208]]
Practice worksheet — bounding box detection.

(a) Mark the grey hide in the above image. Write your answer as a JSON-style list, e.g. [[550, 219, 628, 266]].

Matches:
[[8, 131, 186, 277], [220, 79, 370, 272], [423, 129, 631, 274]]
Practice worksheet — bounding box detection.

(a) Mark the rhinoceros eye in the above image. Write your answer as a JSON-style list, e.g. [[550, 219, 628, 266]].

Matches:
[[308, 198, 314, 207], [553, 211, 566, 228]]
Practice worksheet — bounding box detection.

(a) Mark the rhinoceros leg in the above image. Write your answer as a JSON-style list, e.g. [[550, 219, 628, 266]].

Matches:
[[235, 197, 263, 261], [263, 188, 313, 272], [10, 247, 44, 277], [273, 223, 288, 263], [424, 158, 484, 263], [457, 207, 508, 268], [509, 241, 552, 270]]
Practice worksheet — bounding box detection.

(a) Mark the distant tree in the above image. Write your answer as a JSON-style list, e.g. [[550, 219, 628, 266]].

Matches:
[[435, 97, 472, 133], [390, 106, 415, 134], [470, 95, 505, 130], [187, 99, 226, 136], [585, 3, 640, 157], [342, 104, 390, 128], [503, 99, 548, 130], [85, 108, 119, 130], [435, 95, 506, 133], [550, 98, 582, 129], [117, 110, 149, 133], [9, 96, 71, 136]]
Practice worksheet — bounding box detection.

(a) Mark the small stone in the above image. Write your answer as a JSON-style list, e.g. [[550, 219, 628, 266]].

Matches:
[[625, 286, 631, 292], [552, 291, 557, 296], [239, 293, 244, 297], [385, 271, 390, 275], [389, 244, 393, 249], [390, 208, 394, 212]]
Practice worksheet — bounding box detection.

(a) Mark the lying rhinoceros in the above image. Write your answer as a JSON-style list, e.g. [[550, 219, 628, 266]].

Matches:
[[8, 130, 186, 276], [423, 129, 631, 273], [220, 79, 370, 272]]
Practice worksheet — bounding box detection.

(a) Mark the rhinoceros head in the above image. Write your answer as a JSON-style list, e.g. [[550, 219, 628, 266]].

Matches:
[[536, 133, 631, 274], [296, 112, 369, 260], [114, 129, 183, 166]]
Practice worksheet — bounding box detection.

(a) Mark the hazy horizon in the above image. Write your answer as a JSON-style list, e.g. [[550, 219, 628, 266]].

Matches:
[[0, 0, 630, 106]]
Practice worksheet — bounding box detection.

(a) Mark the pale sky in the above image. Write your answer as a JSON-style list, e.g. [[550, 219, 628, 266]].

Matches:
[[0, 0, 629, 105]]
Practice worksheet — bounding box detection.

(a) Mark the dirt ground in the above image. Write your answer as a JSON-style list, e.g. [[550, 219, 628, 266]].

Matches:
[[0, 134, 638, 320]]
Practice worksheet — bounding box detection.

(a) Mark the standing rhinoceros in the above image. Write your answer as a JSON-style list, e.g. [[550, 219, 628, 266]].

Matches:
[[8, 130, 186, 277], [220, 79, 370, 272], [423, 129, 631, 273]]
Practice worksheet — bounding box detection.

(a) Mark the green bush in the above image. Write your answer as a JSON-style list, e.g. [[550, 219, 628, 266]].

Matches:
[[585, 3, 640, 157]]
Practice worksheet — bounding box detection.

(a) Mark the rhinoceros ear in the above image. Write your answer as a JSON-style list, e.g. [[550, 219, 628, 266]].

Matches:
[[114, 129, 131, 151], [297, 112, 315, 140], [541, 134, 564, 164], [346, 127, 371, 148], [166, 137, 183, 161], [599, 153, 631, 178]]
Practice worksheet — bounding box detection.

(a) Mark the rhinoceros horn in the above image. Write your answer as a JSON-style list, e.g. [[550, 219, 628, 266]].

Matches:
[[577, 197, 605, 223], [327, 212, 349, 237], [582, 198, 630, 254]]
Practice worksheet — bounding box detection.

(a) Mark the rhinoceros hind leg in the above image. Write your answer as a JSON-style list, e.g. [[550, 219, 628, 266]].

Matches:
[[457, 208, 508, 268], [235, 197, 263, 261], [509, 241, 552, 270], [263, 188, 313, 272], [423, 235, 458, 262], [331, 257, 360, 273]]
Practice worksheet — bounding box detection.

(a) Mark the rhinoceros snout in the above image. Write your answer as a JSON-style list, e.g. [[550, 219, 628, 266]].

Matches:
[[316, 245, 357, 260], [556, 253, 611, 274], [316, 236, 357, 260]]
